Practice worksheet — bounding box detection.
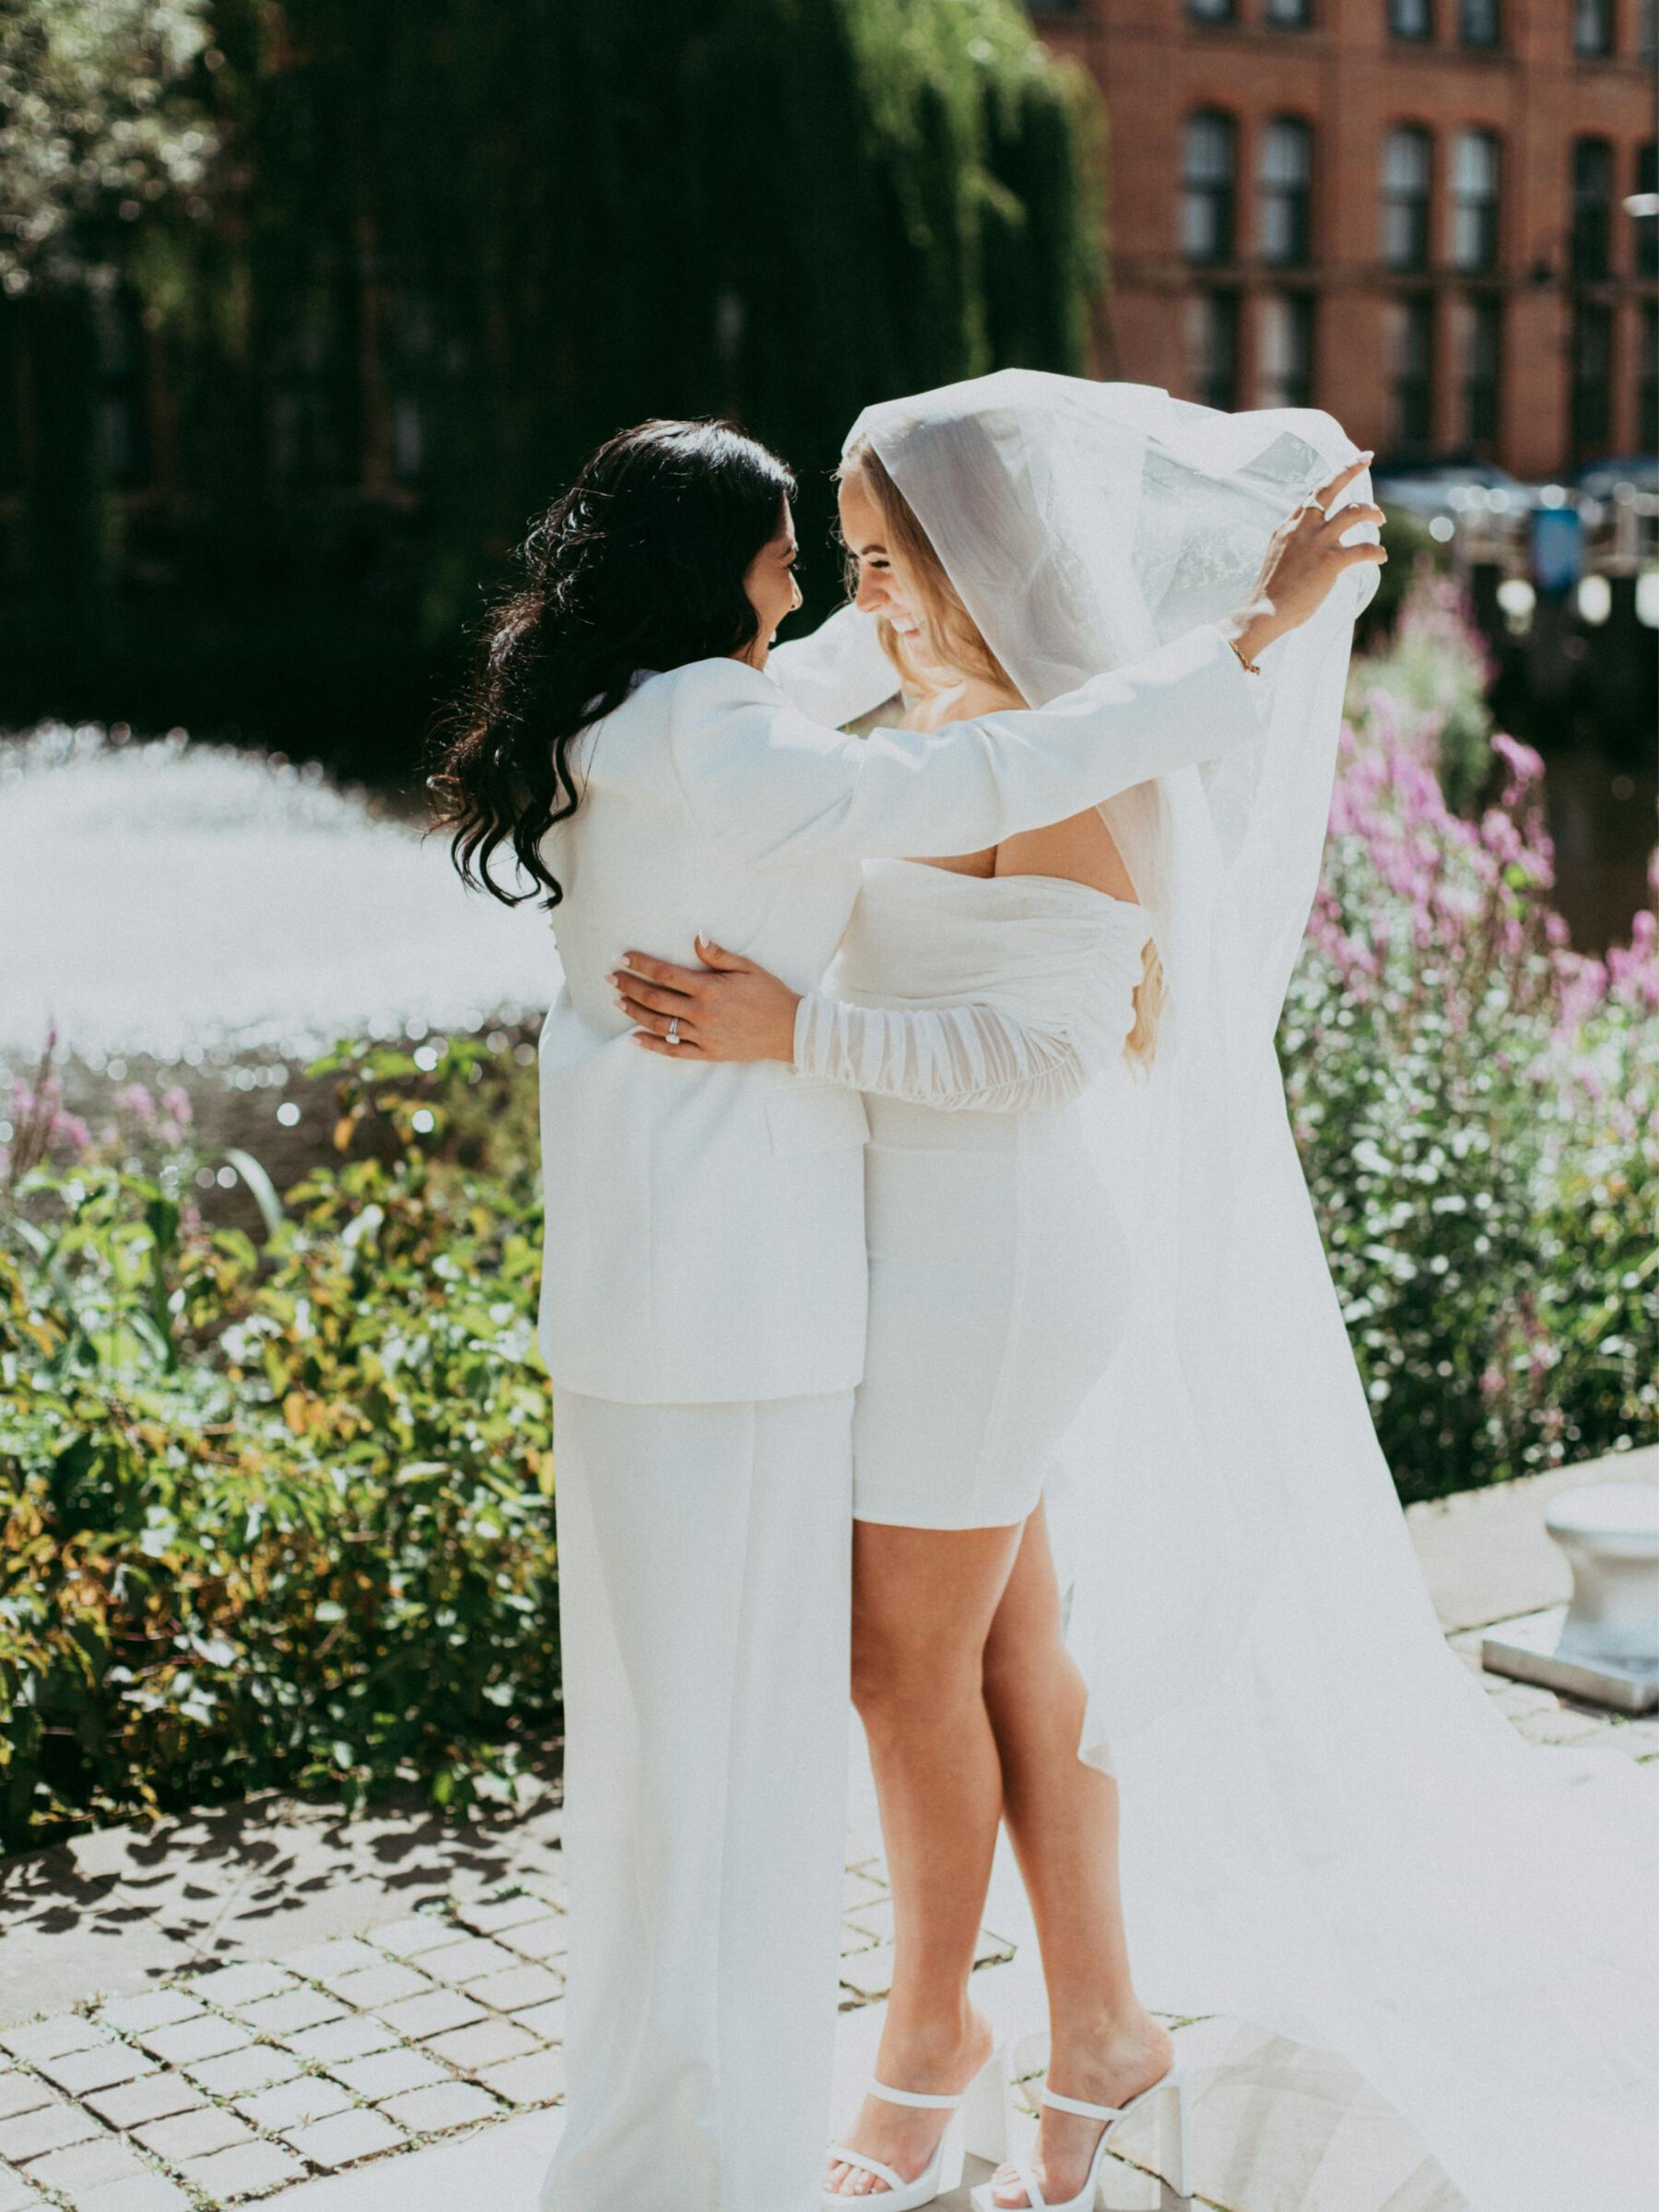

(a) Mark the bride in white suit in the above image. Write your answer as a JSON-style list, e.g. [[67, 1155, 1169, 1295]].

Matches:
[[616, 375, 1656, 2212], [433, 412, 1378, 2212]]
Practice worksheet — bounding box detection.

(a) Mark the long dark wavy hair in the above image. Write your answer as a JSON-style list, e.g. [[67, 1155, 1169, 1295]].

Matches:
[[432, 418, 796, 907]]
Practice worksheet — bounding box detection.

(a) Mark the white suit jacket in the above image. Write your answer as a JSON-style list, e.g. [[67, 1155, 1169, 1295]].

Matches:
[[536, 615, 1258, 1405]]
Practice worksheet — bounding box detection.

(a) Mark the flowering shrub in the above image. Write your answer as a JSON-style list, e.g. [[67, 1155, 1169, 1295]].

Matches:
[[0, 1040, 555, 1851], [1282, 580, 1658, 1501], [1345, 567, 1497, 815]]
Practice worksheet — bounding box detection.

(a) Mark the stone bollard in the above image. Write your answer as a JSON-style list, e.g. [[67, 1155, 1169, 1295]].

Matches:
[[1482, 1483, 1659, 1712]]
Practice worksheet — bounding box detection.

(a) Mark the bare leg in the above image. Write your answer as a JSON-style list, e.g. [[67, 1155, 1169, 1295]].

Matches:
[[825, 1519, 1024, 2200], [978, 1504, 1172, 2206]]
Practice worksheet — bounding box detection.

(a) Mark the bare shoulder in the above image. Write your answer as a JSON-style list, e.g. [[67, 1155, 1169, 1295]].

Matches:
[[995, 808, 1137, 900]]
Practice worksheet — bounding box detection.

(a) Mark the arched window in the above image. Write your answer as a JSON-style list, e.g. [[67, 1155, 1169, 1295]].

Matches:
[[1635, 142, 1657, 277], [1459, 0, 1500, 44], [1571, 302, 1612, 453], [1182, 112, 1237, 264], [1389, 0, 1432, 39], [1571, 137, 1613, 278], [1257, 294, 1315, 408], [1381, 126, 1433, 270], [1260, 118, 1313, 265], [1386, 295, 1435, 451], [1453, 294, 1501, 447], [1184, 291, 1241, 408], [1450, 130, 1500, 271], [1572, 0, 1613, 54]]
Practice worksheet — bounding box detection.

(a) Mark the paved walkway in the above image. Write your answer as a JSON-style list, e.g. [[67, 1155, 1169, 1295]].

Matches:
[[1, 1452, 1653, 2212]]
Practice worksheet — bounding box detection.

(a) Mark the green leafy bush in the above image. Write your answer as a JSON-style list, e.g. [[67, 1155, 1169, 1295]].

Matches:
[[1282, 579, 1658, 1500], [0, 1040, 555, 1852]]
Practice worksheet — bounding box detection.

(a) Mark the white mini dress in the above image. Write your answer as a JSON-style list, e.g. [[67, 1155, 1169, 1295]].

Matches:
[[793, 859, 1150, 1529]]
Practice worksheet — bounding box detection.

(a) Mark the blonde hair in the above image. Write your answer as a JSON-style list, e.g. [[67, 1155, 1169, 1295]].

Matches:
[[841, 440, 1164, 1069]]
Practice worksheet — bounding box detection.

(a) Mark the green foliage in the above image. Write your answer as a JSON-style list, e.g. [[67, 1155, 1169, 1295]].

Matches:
[[0, 0, 1102, 767], [1282, 586, 1658, 1500], [0, 1038, 556, 1852], [0, 0, 217, 289]]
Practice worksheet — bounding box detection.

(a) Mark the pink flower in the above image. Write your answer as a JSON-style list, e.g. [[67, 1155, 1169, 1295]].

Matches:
[[1490, 730, 1544, 791]]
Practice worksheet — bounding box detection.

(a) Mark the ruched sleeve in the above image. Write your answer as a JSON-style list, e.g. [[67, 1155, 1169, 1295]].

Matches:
[[792, 986, 1127, 1116]]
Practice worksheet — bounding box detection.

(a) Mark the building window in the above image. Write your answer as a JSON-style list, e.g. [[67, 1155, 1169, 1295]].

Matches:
[[1641, 0, 1657, 61], [1388, 0, 1432, 39], [1637, 143, 1658, 278], [1265, 0, 1313, 24], [1187, 0, 1236, 20], [1571, 137, 1613, 280], [1260, 119, 1313, 265], [1257, 293, 1316, 407], [1382, 126, 1432, 271], [1450, 130, 1500, 272], [1182, 112, 1237, 264], [1455, 294, 1501, 447], [1571, 301, 1612, 452], [1387, 295, 1435, 451], [1459, 0, 1500, 42], [1641, 303, 1657, 456], [1571, 0, 1613, 53], [1185, 291, 1241, 408]]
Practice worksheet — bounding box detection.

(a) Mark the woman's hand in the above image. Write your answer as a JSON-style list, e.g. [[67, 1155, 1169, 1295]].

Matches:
[[1222, 454, 1386, 665], [612, 939, 801, 1063]]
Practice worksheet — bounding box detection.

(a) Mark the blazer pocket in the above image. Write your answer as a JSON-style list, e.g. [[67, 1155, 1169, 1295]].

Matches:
[[766, 1083, 871, 1159]]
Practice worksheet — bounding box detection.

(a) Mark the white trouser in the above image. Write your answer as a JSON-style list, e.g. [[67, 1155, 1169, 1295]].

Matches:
[[541, 1390, 855, 2212]]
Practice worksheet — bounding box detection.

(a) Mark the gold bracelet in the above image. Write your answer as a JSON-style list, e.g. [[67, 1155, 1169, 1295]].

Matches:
[[1228, 636, 1263, 676]]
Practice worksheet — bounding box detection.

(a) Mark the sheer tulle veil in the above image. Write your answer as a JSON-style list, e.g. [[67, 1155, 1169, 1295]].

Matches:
[[789, 372, 1657, 2211]]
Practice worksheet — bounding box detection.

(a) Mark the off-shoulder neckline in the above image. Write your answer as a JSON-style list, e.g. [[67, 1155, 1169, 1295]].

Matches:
[[870, 858, 1142, 913]]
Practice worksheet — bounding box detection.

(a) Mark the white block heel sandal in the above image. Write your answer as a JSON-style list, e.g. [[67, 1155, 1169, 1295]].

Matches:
[[824, 2046, 1010, 2210], [969, 2065, 1190, 2212]]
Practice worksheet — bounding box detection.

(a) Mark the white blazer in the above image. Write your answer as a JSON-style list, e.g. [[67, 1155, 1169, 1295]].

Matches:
[[536, 617, 1258, 1405]]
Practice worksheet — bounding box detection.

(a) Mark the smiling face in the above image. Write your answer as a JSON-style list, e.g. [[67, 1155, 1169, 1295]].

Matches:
[[738, 499, 804, 667], [837, 465, 924, 640]]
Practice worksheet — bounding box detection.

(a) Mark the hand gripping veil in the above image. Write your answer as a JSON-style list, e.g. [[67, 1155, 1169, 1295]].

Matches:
[[818, 371, 1656, 2212]]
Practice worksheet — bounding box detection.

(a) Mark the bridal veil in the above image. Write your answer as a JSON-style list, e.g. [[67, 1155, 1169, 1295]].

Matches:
[[810, 371, 1656, 2211]]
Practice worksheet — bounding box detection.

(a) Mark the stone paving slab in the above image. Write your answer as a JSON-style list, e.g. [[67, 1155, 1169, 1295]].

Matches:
[[0, 1785, 566, 2031], [0, 1884, 577, 2209], [0, 1839, 956, 2210]]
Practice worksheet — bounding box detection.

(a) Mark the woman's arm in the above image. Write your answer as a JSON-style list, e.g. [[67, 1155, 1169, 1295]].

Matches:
[[791, 991, 1094, 1114], [674, 462, 1382, 871], [611, 941, 1126, 1114]]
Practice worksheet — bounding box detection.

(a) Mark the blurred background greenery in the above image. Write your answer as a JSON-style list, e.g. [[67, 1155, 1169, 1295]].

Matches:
[[0, 0, 1100, 775]]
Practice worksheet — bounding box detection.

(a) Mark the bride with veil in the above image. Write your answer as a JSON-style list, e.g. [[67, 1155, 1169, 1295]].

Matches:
[[618, 371, 1658, 2212]]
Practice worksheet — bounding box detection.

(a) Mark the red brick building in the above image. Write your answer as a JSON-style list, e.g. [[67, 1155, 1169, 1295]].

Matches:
[[1032, 0, 1657, 477]]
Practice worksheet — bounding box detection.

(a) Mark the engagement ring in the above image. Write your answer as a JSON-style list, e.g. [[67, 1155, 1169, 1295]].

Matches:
[[665, 1018, 680, 1046]]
